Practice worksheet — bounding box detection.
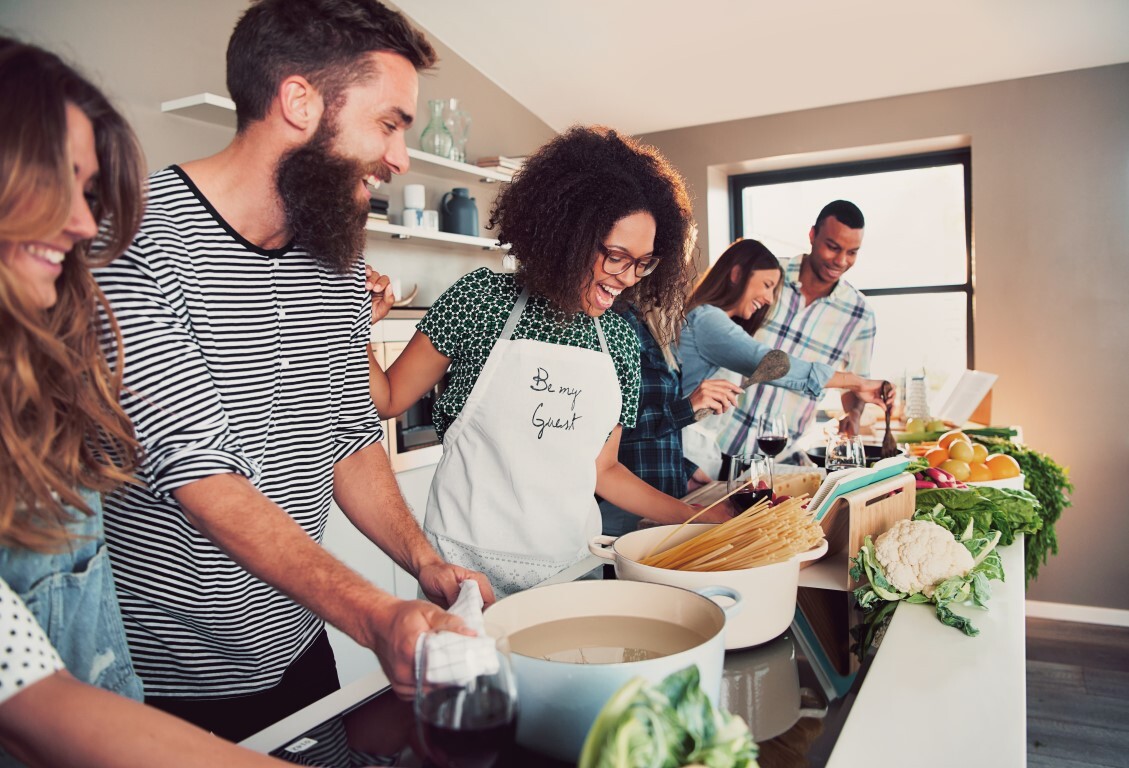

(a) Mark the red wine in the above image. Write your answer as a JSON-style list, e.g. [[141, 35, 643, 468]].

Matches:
[[418, 686, 516, 768], [731, 487, 771, 512], [757, 435, 787, 457]]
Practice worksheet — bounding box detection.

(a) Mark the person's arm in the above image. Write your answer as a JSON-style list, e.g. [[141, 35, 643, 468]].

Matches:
[[333, 442, 496, 608], [172, 475, 466, 697], [0, 671, 293, 768], [690, 307, 833, 398], [368, 330, 451, 417], [594, 427, 731, 524], [832, 306, 880, 435]]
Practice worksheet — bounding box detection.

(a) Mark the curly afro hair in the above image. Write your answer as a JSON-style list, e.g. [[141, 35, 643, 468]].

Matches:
[[488, 125, 695, 344]]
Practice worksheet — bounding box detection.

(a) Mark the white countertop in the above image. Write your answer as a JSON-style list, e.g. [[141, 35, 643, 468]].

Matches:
[[242, 546, 1027, 766], [827, 540, 1027, 767]]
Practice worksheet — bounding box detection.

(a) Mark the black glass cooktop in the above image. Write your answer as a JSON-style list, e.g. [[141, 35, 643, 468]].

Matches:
[[266, 569, 891, 767]]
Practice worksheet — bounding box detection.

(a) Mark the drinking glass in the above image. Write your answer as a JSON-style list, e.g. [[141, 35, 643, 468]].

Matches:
[[726, 454, 773, 515], [755, 414, 788, 459], [414, 626, 518, 768], [826, 433, 866, 471]]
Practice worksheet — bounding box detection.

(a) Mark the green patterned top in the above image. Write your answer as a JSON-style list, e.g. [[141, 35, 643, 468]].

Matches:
[[418, 268, 641, 442]]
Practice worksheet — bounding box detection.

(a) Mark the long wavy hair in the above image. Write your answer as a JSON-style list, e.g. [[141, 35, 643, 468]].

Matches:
[[0, 38, 145, 551], [686, 238, 784, 337], [488, 125, 696, 346]]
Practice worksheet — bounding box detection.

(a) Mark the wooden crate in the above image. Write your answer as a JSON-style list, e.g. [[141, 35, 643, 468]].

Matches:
[[817, 472, 916, 590]]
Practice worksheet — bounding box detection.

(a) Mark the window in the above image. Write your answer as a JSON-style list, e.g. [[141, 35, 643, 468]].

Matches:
[[729, 150, 972, 410]]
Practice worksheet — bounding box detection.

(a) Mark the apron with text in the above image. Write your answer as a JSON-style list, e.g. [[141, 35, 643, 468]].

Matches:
[[681, 365, 744, 481], [424, 288, 621, 598]]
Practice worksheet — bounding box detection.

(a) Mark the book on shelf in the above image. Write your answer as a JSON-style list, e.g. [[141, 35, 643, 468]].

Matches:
[[366, 212, 388, 221], [475, 155, 525, 170]]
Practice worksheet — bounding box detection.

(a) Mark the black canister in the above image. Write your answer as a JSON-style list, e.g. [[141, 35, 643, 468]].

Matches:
[[440, 187, 479, 236]]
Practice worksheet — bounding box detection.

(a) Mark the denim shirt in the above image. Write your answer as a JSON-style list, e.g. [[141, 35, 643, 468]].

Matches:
[[0, 488, 143, 701]]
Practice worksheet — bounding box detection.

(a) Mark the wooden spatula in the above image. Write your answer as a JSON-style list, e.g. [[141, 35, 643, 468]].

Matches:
[[694, 350, 791, 421]]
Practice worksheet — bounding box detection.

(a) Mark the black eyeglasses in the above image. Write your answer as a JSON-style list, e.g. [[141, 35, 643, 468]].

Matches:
[[597, 244, 660, 277]]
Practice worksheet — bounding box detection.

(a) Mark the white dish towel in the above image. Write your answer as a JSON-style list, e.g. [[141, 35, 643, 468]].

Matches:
[[416, 580, 500, 686]]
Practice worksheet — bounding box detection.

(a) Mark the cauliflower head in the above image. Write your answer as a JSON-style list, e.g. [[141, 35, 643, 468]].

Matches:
[[873, 519, 973, 598]]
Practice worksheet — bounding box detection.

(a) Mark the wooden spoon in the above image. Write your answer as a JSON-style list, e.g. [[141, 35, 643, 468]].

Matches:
[[693, 349, 791, 421], [879, 380, 899, 459]]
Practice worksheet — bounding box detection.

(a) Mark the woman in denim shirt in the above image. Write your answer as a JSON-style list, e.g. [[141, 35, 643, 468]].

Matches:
[[0, 37, 299, 767]]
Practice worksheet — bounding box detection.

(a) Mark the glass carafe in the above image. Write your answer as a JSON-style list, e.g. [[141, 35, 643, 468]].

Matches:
[[443, 98, 471, 163], [419, 98, 453, 158]]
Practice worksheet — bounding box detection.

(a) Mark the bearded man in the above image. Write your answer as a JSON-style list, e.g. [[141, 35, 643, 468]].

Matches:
[[94, 0, 492, 742]]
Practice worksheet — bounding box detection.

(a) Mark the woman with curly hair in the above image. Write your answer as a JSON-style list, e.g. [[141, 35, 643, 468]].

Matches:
[[368, 126, 730, 597], [0, 37, 298, 766], [679, 238, 891, 479]]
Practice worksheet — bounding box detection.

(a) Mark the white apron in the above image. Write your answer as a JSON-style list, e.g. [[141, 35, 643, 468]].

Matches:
[[681, 365, 743, 481], [424, 288, 622, 598]]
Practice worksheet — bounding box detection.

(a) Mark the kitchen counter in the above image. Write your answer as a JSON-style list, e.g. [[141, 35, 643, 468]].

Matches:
[[242, 546, 1026, 766]]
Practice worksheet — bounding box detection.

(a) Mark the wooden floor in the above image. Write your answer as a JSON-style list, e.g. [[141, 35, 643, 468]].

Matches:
[[1027, 617, 1129, 767]]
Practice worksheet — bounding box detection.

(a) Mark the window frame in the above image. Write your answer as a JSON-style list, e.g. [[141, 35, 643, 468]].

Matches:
[[728, 148, 974, 366]]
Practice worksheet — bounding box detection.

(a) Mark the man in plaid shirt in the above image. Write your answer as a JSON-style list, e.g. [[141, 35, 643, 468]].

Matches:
[[719, 200, 877, 463]]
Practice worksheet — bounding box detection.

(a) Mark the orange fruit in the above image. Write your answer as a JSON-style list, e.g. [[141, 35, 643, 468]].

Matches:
[[938, 430, 969, 450], [948, 439, 975, 463], [925, 447, 949, 467], [968, 462, 993, 482], [940, 459, 971, 482], [971, 443, 990, 463], [986, 454, 1021, 480]]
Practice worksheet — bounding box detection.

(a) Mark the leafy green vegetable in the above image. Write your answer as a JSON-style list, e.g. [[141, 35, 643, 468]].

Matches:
[[578, 665, 758, 768], [971, 436, 1073, 584], [913, 485, 1043, 546], [850, 524, 1003, 636], [896, 426, 1018, 443]]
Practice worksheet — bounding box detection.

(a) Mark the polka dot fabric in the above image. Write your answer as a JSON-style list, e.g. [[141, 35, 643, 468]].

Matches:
[[418, 268, 641, 442], [0, 577, 64, 705]]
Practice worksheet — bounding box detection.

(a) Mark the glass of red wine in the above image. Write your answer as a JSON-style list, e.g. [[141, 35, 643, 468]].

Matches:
[[414, 626, 518, 768], [756, 414, 788, 459], [726, 453, 772, 515]]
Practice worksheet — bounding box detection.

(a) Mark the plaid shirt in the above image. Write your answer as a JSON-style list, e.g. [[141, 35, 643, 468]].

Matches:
[[718, 256, 876, 458], [613, 306, 698, 496]]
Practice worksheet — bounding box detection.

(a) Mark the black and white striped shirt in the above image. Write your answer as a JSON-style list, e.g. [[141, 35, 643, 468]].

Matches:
[[95, 166, 382, 697]]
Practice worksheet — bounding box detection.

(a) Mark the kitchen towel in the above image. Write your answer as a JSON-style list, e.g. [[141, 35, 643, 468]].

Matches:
[[417, 579, 499, 686]]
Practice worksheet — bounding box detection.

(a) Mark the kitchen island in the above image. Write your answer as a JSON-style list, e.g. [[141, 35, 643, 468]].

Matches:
[[241, 544, 1026, 766]]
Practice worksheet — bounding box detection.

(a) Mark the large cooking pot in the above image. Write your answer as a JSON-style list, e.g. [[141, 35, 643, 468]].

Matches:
[[589, 524, 827, 650], [483, 580, 739, 762]]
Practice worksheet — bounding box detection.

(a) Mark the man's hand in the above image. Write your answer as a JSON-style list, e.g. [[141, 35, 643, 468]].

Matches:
[[417, 564, 497, 609], [370, 599, 470, 699], [855, 377, 895, 409], [366, 265, 396, 324], [688, 379, 743, 416]]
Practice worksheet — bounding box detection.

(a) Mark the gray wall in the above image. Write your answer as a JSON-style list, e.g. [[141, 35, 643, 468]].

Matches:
[[641, 63, 1129, 611]]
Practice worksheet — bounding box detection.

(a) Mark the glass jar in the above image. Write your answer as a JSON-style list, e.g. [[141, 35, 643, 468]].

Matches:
[[419, 98, 453, 158]]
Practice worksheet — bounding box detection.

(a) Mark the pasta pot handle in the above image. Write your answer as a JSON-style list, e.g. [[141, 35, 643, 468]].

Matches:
[[587, 535, 618, 561], [693, 585, 743, 620]]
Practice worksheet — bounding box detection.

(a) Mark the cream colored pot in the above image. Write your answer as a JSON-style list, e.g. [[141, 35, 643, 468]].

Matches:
[[589, 524, 827, 650], [483, 579, 740, 763]]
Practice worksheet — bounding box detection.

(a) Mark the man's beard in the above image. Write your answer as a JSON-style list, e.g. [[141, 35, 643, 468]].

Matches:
[[275, 118, 386, 275]]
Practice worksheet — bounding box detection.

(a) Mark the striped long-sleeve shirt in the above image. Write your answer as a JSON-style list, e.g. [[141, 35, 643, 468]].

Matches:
[[717, 255, 875, 461], [95, 166, 383, 697]]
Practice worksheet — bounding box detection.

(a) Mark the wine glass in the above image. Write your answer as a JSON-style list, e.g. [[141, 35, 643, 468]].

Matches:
[[756, 413, 788, 492], [826, 433, 866, 472], [726, 454, 773, 515], [414, 626, 518, 768]]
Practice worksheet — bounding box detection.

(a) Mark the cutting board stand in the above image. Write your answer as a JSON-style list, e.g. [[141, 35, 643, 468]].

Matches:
[[816, 473, 916, 590]]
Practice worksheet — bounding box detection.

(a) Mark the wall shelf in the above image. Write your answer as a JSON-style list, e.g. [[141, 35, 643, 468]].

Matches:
[[160, 92, 237, 128], [158, 94, 513, 185], [365, 219, 508, 251]]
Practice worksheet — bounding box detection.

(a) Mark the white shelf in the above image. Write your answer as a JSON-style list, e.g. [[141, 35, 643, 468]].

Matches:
[[160, 92, 237, 128], [407, 148, 512, 184], [364, 219, 508, 251], [158, 94, 512, 185]]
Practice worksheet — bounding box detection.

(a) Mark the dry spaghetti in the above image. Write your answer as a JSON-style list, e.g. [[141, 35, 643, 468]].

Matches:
[[639, 494, 823, 572]]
